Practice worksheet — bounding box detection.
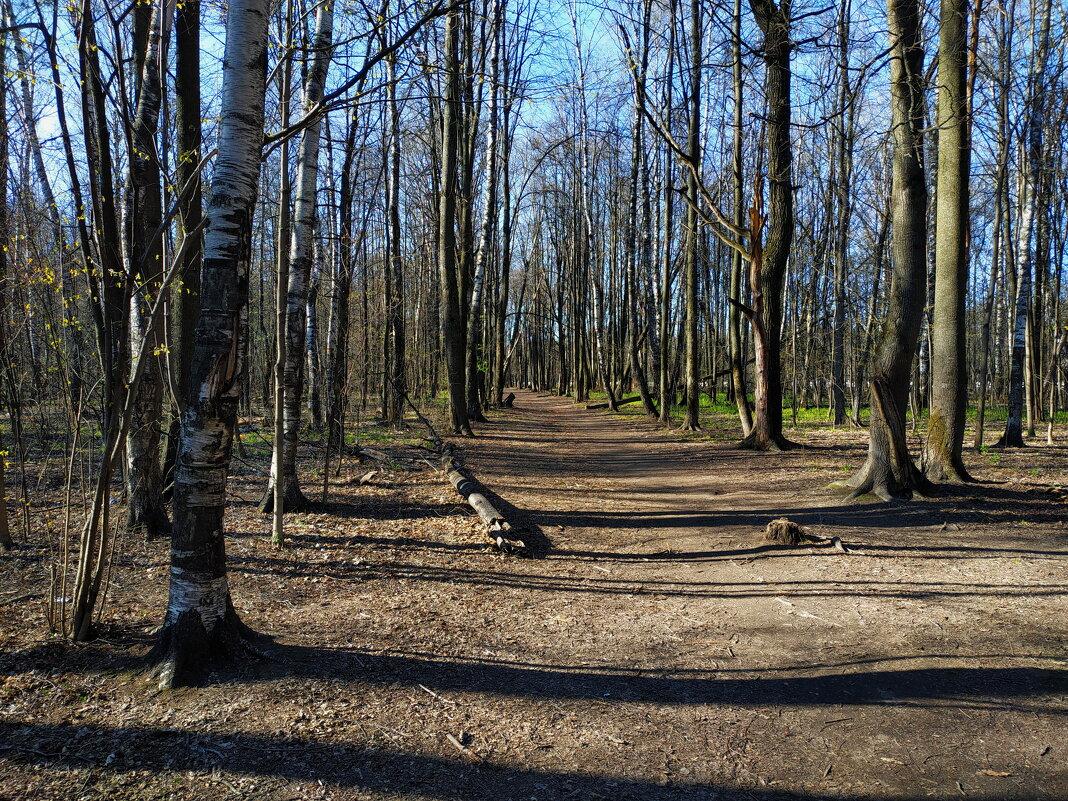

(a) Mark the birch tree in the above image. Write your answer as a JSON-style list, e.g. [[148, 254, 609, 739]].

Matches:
[[150, 0, 272, 687]]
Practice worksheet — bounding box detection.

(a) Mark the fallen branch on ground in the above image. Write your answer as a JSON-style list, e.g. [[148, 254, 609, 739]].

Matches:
[[586, 395, 643, 411]]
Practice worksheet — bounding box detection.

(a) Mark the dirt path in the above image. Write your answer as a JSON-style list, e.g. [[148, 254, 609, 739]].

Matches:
[[2, 390, 1067, 800], [449, 390, 1068, 799]]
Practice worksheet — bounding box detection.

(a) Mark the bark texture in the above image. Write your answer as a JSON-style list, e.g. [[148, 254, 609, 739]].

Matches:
[[842, 0, 930, 500], [923, 0, 973, 481], [150, 0, 271, 687]]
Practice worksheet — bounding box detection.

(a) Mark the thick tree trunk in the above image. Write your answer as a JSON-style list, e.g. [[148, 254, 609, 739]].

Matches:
[[924, 0, 973, 480], [149, 0, 271, 687], [440, 5, 472, 435], [740, 0, 794, 451], [841, 0, 930, 500]]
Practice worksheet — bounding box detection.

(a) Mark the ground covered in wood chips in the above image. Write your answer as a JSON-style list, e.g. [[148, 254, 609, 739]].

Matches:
[[2, 390, 1068, 800]]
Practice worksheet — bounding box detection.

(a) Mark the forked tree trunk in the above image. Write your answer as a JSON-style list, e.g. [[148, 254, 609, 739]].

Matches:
[[841, 0, 930, 500], [149, 0, 271, 688], [261, 0, 335, 513], [729, 0, 753, 436]]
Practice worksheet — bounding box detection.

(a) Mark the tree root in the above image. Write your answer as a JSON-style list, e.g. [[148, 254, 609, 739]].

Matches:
[[737, 430, 798, 451], [258, 477, 314, 515], [145, 600, 270, 690], [841, 457, 934, 502]]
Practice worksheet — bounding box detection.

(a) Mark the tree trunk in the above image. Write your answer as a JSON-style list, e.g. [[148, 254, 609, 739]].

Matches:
[[150, 0, 271, 687], [740, 0, 794, 450], [729, 0, 753, 436], [261, 0, 335, 513], [841, 0, 930, 500], [681, 0, 701, 430], [997, 0, 1051, 448], [440, 4, 472, 435], [923, 0, 973, 480], [163, 0, 204, 498]]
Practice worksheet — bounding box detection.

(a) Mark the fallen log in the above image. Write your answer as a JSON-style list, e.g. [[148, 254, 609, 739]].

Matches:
[[585, 395, 643, 411], [390, 380, 528, 556], [441, 445, 528, 556]]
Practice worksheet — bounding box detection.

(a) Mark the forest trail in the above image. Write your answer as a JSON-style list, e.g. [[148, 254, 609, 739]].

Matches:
[[432, 389, 1068, 799], [4, 391, 1068, 801]]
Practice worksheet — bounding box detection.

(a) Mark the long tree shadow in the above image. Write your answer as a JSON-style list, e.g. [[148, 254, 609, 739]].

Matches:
[[0, 718, 991, 801], [239, 644, 1068, 717]]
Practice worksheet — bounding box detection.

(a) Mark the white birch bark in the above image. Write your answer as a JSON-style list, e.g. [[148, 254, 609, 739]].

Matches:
[[266, 0, 335, 511], [157, 0, 270, 686]]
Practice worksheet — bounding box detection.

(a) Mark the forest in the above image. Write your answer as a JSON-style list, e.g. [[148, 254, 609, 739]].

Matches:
[[0, 0, 1066, 797]]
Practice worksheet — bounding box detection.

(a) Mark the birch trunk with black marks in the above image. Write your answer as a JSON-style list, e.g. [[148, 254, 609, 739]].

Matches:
[[261, 0, 334, 513], [997, 0, 1051, 448], [465, 0, 501, 421], [150, 0, 271, 688]]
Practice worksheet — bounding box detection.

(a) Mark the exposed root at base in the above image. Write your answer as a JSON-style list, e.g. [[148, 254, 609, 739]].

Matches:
[[843, 459, 935, 502], [737, 431, 798, 452], [145, 602, 271, 690], [258, 479, 314, 515]]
